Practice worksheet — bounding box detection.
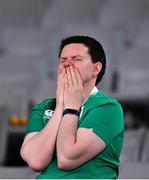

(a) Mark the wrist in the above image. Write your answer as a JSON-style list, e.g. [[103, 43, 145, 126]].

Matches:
[[64, 105, 81, 111], [56, 104, 64, 111], [63, 108, 81, 118]]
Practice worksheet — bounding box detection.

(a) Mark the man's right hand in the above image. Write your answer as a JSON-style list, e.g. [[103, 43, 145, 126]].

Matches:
[[56, 66, 65, 107]]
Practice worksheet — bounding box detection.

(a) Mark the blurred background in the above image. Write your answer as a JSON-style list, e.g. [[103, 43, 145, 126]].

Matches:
[[0, 0, 149, 178]]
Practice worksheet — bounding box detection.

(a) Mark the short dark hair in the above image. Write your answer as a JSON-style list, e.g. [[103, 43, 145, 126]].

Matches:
[[59, 35, 106, 85]]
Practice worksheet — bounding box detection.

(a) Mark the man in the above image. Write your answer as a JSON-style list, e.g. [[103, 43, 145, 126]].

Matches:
[[20, 36, 124, 179]]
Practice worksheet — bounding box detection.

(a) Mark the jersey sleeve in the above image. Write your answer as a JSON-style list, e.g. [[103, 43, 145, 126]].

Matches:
[[27, 103, 44, 133], [79, 102, 124, 145]]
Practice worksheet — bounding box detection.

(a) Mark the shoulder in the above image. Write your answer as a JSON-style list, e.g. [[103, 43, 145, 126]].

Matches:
[[93, 91, 124, 124], [32, 98, 56, 112], [87, 90, 123, 111]]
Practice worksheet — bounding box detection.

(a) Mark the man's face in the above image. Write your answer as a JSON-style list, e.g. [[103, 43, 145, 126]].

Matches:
[[59, 43, 97, 84]]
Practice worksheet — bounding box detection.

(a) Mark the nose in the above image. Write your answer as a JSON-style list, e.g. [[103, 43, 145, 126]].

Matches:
[[63, 59, 74, 67]]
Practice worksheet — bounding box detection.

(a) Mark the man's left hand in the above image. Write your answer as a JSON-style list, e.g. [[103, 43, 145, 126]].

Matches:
[[64, 66, 84, 111]]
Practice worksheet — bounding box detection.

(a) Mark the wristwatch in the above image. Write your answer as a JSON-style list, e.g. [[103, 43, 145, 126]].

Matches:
[[63, 108, 80, 118]]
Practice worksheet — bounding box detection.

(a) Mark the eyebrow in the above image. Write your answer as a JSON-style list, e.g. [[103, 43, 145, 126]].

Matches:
[[60, 55, 84, 59], [60, 57, 67, 59], [72, 55, 83, 58]]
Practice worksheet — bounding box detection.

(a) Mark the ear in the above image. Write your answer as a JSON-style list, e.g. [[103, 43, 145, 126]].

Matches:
[[92, 62, 102, 78]]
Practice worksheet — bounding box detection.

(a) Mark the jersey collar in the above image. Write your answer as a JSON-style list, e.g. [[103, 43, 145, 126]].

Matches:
[[82, 86, 99, 106]]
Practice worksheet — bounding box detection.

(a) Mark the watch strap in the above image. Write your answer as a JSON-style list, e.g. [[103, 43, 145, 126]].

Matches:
[[63, 108, 80, 118]]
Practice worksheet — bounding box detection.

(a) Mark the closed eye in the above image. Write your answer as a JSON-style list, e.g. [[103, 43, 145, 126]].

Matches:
[[60, 58, 66, 63], [60, 60, 65, 63], [73, 58, 82, 61]]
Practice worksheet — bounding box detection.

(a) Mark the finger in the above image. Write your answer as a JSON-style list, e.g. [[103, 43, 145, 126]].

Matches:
[[67, 66, 73, 86], [74, 67, 83, 86], [57, 76, 65, 103], [57, 77, 65, 94], [57, 72, 62, 87], [57, 65, 62, 84], [57, 66, 65, 86], [60, 76, 65, 94], [60, 73, 65, 85], [64, 73, 69, 89], [69, 66, 78, 85]]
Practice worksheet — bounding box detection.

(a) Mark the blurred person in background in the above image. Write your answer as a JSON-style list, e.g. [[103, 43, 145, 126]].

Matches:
[[20, 35, 124, 179]]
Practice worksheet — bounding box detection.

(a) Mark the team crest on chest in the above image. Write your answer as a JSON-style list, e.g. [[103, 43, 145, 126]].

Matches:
[[43, 109, 54, 119]]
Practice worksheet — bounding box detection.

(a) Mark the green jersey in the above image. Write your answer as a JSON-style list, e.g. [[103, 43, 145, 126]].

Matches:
[[27, 90, 124, 179]]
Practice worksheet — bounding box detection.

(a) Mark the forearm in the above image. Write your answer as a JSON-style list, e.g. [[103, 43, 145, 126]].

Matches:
[[56, 113, 106, 171], [21, 105, 63, 171], [57, 114, 79, 160]]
